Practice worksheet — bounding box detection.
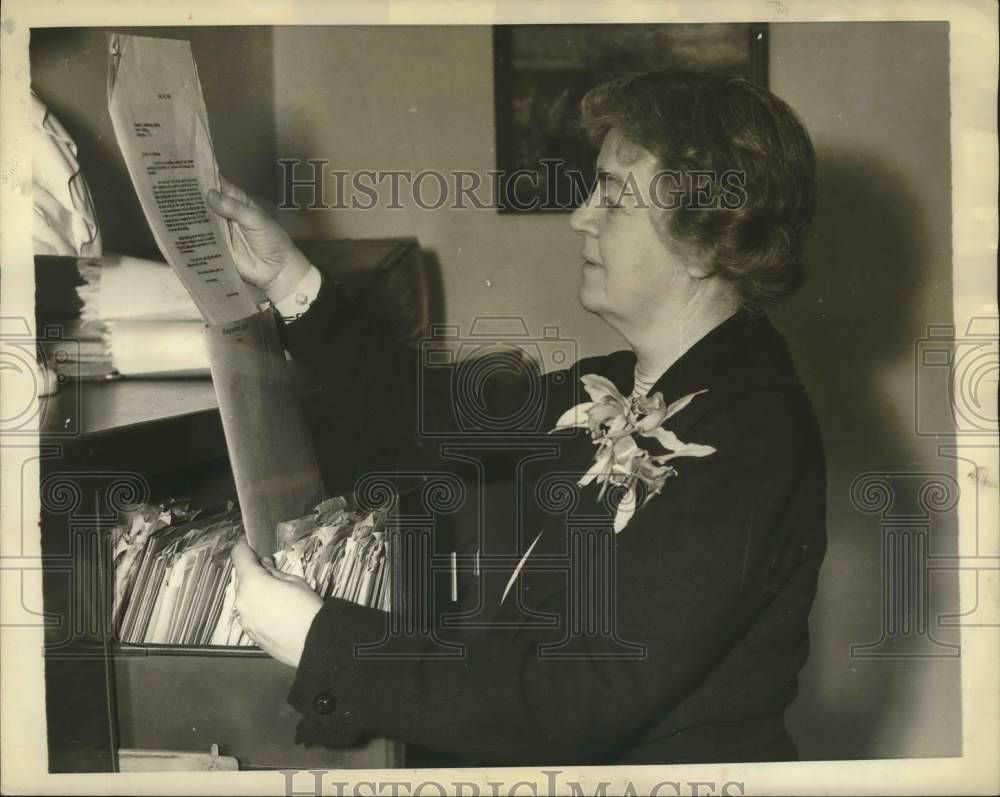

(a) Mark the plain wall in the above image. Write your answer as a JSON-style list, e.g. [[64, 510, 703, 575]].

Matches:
[[768, 22, 959, 760], [272, 22, 959, 760]]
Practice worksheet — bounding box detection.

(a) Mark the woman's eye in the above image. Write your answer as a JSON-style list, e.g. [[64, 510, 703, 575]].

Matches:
[[601, 192, 623, 210], [592, 179, 624, 210]]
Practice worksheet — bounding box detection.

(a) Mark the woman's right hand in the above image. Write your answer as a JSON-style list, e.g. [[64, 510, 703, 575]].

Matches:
[[206, 174, 313, 302]]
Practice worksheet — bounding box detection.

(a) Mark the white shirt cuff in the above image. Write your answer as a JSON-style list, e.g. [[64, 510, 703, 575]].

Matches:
[[273, 265, 322, 323]]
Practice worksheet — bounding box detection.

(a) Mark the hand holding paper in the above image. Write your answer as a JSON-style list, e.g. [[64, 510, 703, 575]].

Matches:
[[108, 33, 324, 555], [231, 538, 323, 668], [206, 176, 312, 302]]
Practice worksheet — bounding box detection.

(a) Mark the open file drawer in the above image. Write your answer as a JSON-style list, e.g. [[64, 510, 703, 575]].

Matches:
[[38, 237, 428, 772]]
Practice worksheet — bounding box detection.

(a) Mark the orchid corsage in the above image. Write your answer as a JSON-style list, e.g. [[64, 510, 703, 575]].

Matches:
[[552, 374, 717, 533]]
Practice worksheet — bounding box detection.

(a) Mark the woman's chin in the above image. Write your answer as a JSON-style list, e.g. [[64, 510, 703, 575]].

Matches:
[[577, 284, 606, 315]]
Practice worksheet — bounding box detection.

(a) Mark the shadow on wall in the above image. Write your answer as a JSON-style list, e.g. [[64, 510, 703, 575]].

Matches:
[[419, 248, 448, 333], [775, 148, 960, 759]]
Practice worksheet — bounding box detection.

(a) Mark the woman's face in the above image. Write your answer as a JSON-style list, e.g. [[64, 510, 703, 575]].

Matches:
[[569, 129, 696, 331]]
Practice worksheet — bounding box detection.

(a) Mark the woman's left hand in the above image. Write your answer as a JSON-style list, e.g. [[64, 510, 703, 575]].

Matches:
[[231, 538, 323, 668]]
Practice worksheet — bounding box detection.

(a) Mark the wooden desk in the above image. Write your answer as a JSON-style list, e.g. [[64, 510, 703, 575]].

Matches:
[[40, 378, 220, 438]]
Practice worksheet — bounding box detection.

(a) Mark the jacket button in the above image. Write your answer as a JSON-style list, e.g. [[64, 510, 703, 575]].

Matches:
[[313, 692, 336, 715]]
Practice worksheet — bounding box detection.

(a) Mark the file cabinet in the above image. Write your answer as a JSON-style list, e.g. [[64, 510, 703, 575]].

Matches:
[[38, 238, 426, 772]]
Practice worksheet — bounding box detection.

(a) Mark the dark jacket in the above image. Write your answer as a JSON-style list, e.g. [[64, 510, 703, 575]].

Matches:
[[279, 275, 827, 766]]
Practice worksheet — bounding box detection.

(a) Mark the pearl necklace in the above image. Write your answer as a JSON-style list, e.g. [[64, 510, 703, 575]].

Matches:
[[631, 365, 659, 399]]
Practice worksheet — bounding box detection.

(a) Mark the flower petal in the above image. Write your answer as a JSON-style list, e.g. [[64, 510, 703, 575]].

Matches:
[[633, 392, 668, 431], [605, 414, 629, 437], [636, 459, 669, 482], [633, 392, 665, 415], [643, 427, 685, 451], [580, 373, 621, 401], [581, 374, 629, 413], [585, 401, 621, 429], [552, 401, 594, 431], [653, 443, 717, 462], [664, 389, 709, 420], [578, 447, 613, 487], [612, 434, 640, 459]]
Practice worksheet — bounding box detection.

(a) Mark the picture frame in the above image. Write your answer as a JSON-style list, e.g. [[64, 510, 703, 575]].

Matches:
[[493, 23, 769, 212]]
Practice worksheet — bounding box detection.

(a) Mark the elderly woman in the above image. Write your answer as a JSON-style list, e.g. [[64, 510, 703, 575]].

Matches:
[[207, 70, 825, 766]]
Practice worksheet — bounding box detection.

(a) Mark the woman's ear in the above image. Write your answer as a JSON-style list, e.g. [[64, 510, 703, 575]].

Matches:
[[684, 262, 715, 279], [679, 249, 716, 280], [655, 214, 715, 279]]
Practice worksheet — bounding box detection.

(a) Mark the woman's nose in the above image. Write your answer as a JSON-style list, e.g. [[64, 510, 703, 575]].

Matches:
[[569, 193, 599, 236]]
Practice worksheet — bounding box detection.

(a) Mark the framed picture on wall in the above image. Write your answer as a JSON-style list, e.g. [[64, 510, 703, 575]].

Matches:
[[493, 23, 769, 212]]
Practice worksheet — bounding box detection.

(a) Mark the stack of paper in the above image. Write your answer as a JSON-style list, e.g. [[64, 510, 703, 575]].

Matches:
[[103, 320, 210, 377], [36, 255, 211, 379], [111, 498, 200, 628], [115, 506, 244, 646], [113, 496, 391, 649], [82, 256, 209, 377], [77, 255, 201, 323], [38, 318, 116, 380], [272, 496, 392, 614]]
